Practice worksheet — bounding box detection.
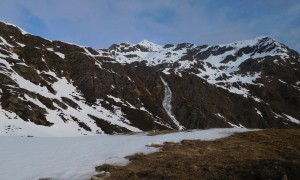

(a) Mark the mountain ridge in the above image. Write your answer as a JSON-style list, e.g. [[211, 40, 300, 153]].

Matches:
[[0, 21, 299, 136]]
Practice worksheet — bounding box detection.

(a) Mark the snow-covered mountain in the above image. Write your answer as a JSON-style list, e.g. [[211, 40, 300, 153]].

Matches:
[[0, 21, 299, 136]]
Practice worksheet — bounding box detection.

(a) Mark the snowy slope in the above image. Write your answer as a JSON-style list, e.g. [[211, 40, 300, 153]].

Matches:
[[0, 128, 253, 180], [103, 36, 294, 97], [0, 52, 141, 136], [0, 22, 144, 136]]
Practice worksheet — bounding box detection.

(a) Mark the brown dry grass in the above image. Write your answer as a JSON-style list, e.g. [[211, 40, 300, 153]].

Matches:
[[147, 129, 178, 136], [94, 129, 300, 180]]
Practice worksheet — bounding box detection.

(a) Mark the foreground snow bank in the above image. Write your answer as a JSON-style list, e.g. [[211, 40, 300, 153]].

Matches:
[[0, 128, 254, 180]]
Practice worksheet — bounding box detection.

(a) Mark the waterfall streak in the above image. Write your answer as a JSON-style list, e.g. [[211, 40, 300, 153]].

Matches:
[[160, 77, 184, 130]]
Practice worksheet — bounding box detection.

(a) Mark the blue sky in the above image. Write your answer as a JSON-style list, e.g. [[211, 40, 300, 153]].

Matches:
[[1, 0, 300, 51]]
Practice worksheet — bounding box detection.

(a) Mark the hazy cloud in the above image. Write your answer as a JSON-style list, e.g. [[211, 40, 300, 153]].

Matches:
[[0, 0, 299, 51]]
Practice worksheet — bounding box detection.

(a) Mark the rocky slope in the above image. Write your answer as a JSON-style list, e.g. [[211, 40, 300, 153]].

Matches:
[[0, 21, 299, 136]]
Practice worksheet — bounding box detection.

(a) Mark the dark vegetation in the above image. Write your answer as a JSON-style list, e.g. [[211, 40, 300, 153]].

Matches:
[[94, 129, 300, 180]]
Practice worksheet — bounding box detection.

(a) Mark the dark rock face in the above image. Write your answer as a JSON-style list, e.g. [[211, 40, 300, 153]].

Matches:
[[0, 22, 299, 136]]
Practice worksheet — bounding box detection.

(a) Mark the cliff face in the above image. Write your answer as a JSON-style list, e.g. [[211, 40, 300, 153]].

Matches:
[[0, 21, 299, 136]]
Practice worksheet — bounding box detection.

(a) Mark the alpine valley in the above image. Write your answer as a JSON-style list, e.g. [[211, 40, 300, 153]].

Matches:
[[0, 21, 299, 137]]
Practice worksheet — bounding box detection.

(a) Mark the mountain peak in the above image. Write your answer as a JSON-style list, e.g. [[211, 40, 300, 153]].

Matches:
[[138, 39, 156, 45], [216, 36, 289, 53], [137, 39, 162, 51], [217, 36, 268, 48]]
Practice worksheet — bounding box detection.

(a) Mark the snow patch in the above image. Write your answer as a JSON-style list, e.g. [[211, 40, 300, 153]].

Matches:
[[283, 114, 300, 124], [0, 36, 13, 47], [255, 108, 263, 117], [16, 42, 25, 47], [227, 122, 245, 128], [54, 52, 65, 59], [216, 113, 225, 119], [162, 68, 171, 75]]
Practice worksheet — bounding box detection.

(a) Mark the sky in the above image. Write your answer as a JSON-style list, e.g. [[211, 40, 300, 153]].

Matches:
[[1, 0, 299, 51]]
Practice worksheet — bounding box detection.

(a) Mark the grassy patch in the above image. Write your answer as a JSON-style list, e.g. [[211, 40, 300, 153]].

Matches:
[[95, 129, 300, 180]]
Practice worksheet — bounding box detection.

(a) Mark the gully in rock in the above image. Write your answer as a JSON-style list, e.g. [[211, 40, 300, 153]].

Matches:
[[160, 76, 184, 130]]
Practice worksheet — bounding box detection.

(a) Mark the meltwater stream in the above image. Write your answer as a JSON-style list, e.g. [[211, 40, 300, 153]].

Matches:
[[160, 77, 184, 130]]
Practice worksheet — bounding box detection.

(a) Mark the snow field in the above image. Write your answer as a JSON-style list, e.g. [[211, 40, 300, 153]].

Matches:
[[0, 128, 253, 180]]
